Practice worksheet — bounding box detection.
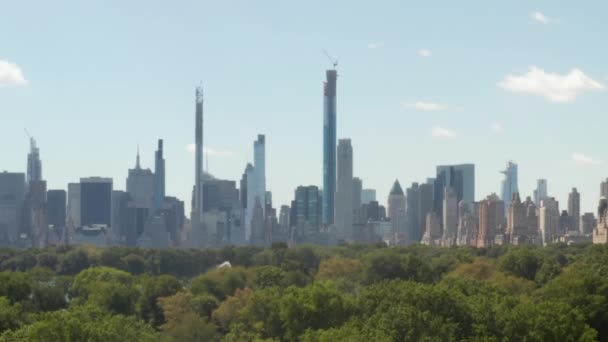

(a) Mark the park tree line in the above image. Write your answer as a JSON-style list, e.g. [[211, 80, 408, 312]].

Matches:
[[0, 242, 606, 341]]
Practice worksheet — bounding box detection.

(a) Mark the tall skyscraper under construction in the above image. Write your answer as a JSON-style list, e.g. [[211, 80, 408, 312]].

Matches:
[[192, 86, 205, 244]]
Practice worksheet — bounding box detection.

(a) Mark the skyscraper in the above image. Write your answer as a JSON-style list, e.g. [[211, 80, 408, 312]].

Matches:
[[405, 183, 420, 244], [539, 197, 559, 246], [254, 135, 266, 220], [507, 193, 527, 244], [0, 172, 26, 246], [67, 183, 81, 228], [388, 180, 406, 244], [352, 177, 362, 211], [500, 161, 518, 215], [293, 186, 322, 234], [533, 179, 548, 206], [26, 137, 42, 186], [361, 189, 377, 204], [601, 178, 608, 198], [417, 183, 434, 243], [126, 149, 155, 210], [47, 190, 66, 231], [323, 69, 337, 226], [335, 139, 353, 241], [477, 193, 504, 248], [192, 86, 205, 241], [568, 188, 581, 232], [434, 164, 475, 218], [442, 186, 458, 245], [154, 139, 165, 210], [80, 177, 113, 228]]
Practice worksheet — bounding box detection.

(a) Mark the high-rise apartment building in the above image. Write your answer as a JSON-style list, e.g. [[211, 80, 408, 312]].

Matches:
[[323, 69, 337, 226], [601, 178, 608, 198], [26, 138, 42, 186], [500, 161, 518, 215], [335, 139, 353, 241], [47, 190, 66, 230], [568, 188, 581, 232], [507, 193, 528, 244], [67, 183, 81, 228], [477, 194, 504, 248], [539, 197, 560, 246]]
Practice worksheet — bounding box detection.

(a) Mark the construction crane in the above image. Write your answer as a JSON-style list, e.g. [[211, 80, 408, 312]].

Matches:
[[323, 49, 338, 69]]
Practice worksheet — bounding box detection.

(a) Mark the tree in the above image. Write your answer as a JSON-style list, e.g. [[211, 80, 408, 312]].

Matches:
[[0, 272, 31, 304], [158, 292, 220, 342], [0, 297, 24, 335], [190, 267, 248, 300], [139, 274, 181, 327], [0, 304, 157, 342], [253, 266, 287, 288], [498, 248, 542, 281], [71, 267, 138, 315], [58, 249, 89, 275]]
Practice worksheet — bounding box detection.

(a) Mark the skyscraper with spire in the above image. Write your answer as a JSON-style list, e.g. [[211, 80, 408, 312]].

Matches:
[[500, 161, 518, 215], [323, 69, 337, 226], [26, 137, 42, 186]]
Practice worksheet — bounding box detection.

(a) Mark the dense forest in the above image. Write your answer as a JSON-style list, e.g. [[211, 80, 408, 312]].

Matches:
[[0, 242, 606, 341]]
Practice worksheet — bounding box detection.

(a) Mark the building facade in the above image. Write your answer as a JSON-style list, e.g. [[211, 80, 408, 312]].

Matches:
[[322, 69, 337, 226]]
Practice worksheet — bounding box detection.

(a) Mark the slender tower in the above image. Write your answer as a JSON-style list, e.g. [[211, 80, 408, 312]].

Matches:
[[154, 139, 165, 210], [194, 86, 204, 233], [323, 69, 337, 226]]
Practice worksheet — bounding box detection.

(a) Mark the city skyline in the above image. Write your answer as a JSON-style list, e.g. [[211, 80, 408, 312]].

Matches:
[[2, 1, 608, 215]]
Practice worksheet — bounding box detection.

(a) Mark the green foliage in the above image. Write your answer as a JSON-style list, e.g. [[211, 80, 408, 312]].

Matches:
[[71, 266, 138, 315], [190, 267, 248, 300], [0, 305, 157, 342], [0, 244, 606, 341]]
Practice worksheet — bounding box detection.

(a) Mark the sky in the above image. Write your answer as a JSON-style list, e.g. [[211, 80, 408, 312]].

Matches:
[[1, 0, 607, 215]]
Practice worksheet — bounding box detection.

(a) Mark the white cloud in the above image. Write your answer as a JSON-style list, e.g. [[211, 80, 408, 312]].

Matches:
[[418, 49, 431, 57], [498, 66, 604, 102], [0, 60, 27, 87], [432, 126, 457, 139], [404, 101, 447, 111], [531, 11, 549, 24], [186, 144, 234, 157], [368, 42, 384, 49], [572, 153, 603, 165], [491, 123, 503, 133]]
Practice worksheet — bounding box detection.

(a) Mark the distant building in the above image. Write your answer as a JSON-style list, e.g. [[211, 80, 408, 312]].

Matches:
[[335, 139, 353, 241], [581, 213, 596, 235], [442, 186, 458, 246], [434, 164, 475, 220], [126, 150, 155, 210], [292, 186, 322, 235], [388, 180, 406, 244], [507, 193, 529, 245], [601, 179, 608, 199], [568, 188, 581, 232], [80, 177, 113, 228], [593, 198, 608, 244], [405, 183, 420, 244], [67, 183, 81, 229], [0, 172, 26, 246], [500, 161, 518, 215], [154, 139, 166, 210], [417, 182, 434, 243], [539, 197, 560, 246], [533, 179, 548, 207], [352, 177, 362, 211], [47, 189, 66, 243], [323, 69, 338, 226], [422, 212, 441, 246], [477, 194, 504, 248], [361, 189, 377, 204], [457, 201, 476, 246]]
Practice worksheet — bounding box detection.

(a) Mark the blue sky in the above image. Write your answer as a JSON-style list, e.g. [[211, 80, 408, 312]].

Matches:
[[1, 0, 607, 214]]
